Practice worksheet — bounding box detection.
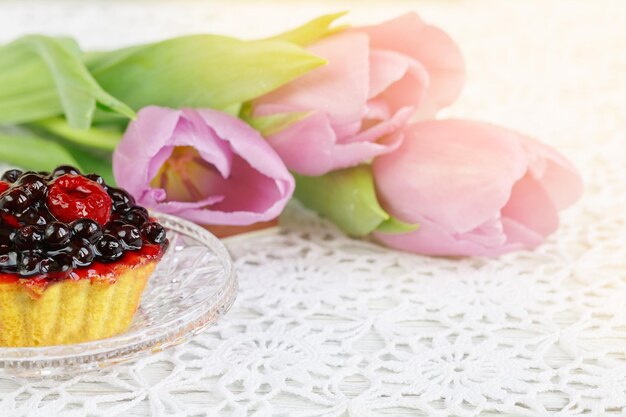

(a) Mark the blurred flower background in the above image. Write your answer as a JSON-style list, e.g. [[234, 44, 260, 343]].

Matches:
[[1, 0, 620, 252]]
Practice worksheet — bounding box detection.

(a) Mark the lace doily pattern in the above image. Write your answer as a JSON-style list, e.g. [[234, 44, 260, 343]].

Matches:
[[1, 0, 626, 416]]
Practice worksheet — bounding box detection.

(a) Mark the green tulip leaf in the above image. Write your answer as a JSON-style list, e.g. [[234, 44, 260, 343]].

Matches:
[[247, 111, 311, 137], [240, 102, 311, 137], [83, 45, 146, 74], [0, 35, 135, 129], [294, 165, 417, 237], [376, 215, 419, 234], [29, 117, 123, 151], [89, 35, 327, 113], [269, 12, 348, 46], [0, 132, 81, 171]]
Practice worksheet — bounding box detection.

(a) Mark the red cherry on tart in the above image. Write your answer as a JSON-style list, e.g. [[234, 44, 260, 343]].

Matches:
[[47, 174, 112, 225], [0, 181, 9, 195], [0, 166, 169, 347]]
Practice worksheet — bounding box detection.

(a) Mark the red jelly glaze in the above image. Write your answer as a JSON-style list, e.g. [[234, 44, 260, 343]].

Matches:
[[0, 181, 9, 195], [0, 212, 20, 228], [0, 242, 168, 296]]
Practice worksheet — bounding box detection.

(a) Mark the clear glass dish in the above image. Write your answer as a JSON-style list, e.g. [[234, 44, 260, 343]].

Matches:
[[0, 213, 237, 378]]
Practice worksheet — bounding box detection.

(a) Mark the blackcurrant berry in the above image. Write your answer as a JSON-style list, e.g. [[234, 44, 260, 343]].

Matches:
[[0, 188, 31, 214], [18, 251, 43, 277], [53, 253, 73, 273], [85, 174, 106, 188], [141, 222, 166, 244], [21, 208, 49, 226], [124, 207, 149, 227], [104, 220, 126, 234], [40, 254, 73, 274], [0, 228, 14, 244], [51, 165, 80, 178], [1, 169, 23, 183], [44, 222, 71, 248], [107, 187, 135, 213], [71, 218, 102, 243], [95, 234, 124, 262], [0, 251, 17, 271], [13, 225, 44, 251], [71, 244, 95, 267], [115, 224, 143, 250], [16, 173, 48, 199], [39, 257, 59, 274]]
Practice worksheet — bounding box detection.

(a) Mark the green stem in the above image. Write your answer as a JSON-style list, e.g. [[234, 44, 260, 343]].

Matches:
[[29, 117, 122, 151]]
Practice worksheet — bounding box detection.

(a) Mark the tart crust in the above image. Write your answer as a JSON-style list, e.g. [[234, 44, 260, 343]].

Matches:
[[0, 260, 157, 347]]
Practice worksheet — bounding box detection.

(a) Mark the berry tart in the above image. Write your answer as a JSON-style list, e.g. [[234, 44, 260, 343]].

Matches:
[[0, 166, 168, 347]]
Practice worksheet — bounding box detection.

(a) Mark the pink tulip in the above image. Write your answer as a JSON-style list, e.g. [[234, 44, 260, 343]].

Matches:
[[113, 106, 295, 226], [253, 13, 465, 176], [372, 120, 583, 256]]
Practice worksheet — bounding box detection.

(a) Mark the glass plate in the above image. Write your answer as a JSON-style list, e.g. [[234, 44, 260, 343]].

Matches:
[[0, 213, 237, 378]]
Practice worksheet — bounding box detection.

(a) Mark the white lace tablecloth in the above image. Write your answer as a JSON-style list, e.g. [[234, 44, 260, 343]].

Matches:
[[1, 1, 626, 416]]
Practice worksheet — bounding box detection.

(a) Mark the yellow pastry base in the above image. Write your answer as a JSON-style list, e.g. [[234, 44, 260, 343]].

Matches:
[[0, 262, 156, 347]]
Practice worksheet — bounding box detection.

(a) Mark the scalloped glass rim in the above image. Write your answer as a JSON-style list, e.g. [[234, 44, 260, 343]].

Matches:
[[0, 213, 237, 378]]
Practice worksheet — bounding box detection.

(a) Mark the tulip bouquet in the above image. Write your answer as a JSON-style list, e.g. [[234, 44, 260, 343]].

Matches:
[[0, 13, 582, 256]]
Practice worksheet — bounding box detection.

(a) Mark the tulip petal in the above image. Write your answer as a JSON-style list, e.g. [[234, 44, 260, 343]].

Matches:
[[373, 120, 528, 235], [501, 217, 544, 248], [518, 135, 583, 210], [179, 109, 233, 177], [175, 155, 294, 226], [195, 109, 293, 190], [501, 172, 559, 238], [166, 108, 295, 225], [372, 119, 582, 256], [267, 111, 405, 176], [360, 13, 465, 117], [365, 99, 391, 121], [148, 146, 175, 186], [266, 112, 337, 175], [368, 49, 430, 113], [332, 130, 404, 174], [254, 31, 370, 126], [342, 106, 413, 144], [333, 119, 364, 140], [113, 106, 182, 200], [150, 147, 226, 203], [176, 156, 287, 225], [459, 215, 507, 248], [141, 187, 224, 212], [114, 106, 295, 226], [374, 215, 524, 257]]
